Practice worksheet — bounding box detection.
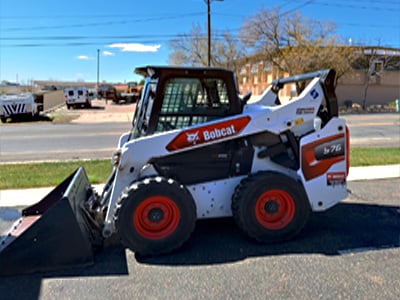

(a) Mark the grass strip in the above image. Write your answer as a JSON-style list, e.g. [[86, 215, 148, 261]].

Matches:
[[350, 147, 400, 166], [0, 147, 398, 190], [0, 159, 112, 190]]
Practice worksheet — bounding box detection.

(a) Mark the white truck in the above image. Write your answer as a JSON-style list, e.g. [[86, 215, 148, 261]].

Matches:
[[64, 87, 91, 109], [0, 93, 43, 123]]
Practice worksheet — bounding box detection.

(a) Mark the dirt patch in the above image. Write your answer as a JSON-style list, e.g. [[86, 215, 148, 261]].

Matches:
[[72, 100, 135, 123], [49, 99, 136, 123]]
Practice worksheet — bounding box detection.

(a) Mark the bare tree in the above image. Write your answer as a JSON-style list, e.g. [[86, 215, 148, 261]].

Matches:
[[168, 24, 208, 66], [351, 46, 399, 109], [212, 31, 246, 77], [168, 24, 245, 76], [168, 6, 358, 94], [239, 7, 355, 92]]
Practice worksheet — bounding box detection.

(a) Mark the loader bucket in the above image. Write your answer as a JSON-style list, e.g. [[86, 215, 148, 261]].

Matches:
[[0, 167, 99, 276]]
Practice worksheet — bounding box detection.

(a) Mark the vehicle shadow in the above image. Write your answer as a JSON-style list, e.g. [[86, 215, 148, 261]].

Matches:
[[0, 245, 128, 299], [1, 114, 53, 123], [137, 202, 400, 265]]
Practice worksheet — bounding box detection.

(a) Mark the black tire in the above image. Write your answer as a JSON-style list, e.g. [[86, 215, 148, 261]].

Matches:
[[115, 177, 196, 255], [232, 172, 310, 243]]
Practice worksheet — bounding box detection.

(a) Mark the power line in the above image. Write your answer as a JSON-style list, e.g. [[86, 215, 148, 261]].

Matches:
[[1, 1, 398, 49], [1, 12, 205, 32], [0, 34, 188, 41], [307, 0, 400, 12]]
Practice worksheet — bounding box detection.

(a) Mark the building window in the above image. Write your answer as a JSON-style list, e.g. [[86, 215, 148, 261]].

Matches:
[[373, 60, 383, 73], [251, 64, 258, 74]]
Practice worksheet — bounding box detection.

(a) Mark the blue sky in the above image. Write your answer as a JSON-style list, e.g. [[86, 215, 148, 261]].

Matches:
[[1, 0, 399, 84]]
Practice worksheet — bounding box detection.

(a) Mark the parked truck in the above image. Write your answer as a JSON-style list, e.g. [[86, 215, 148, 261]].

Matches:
[[64, 87, 92, 109], [0, 93, 44, 123]]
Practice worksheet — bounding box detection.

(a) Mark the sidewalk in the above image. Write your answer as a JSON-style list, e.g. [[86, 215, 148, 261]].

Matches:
[[0, 165, 399, 208]]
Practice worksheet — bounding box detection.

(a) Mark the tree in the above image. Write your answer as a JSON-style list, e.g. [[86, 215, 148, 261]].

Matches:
[[239, 7, 355, 92], [168, 24, 245, 77], [168, 24, 208, 66], [351, 46, 399, 110]]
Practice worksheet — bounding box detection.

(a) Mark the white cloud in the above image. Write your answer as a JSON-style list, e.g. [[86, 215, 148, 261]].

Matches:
[[76, 55, 90, 60], [108, 43, 161, 52], [103, 51, 114, 56]]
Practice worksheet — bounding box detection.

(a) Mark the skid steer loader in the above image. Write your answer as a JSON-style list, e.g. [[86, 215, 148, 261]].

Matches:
[[0, 66, 349, 275]]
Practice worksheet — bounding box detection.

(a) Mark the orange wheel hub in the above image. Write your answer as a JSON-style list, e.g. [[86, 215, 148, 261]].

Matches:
[[133, 196, 180, 240], [255, 189, 295, 230]]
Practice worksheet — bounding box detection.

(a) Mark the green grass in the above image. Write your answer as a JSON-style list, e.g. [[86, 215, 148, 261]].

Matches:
[[0, 147, 399, 190], [350, 147, 400, 166], [0, 159, 112, 190]]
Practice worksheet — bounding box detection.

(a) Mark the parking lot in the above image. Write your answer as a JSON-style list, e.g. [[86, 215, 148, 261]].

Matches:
[[0, 176, 398, 299]]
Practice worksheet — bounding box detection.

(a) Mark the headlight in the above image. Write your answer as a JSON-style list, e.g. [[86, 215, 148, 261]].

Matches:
[[313, 117, 322, 131]]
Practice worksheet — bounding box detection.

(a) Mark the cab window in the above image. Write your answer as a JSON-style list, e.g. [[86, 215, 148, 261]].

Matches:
[[130, 80, 157, 139], [155, 77, 230, 132]]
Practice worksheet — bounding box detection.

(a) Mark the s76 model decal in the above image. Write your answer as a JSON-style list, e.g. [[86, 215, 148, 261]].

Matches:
[[166, 116, 251, 151], [301, 133, 346, 181]]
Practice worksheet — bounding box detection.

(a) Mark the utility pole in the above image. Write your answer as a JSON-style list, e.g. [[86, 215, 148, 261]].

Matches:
[[97, 49, 103, 102], [207, 0, 211, 66], [205, 0, 223, 66], [97, 49, 100, 90]]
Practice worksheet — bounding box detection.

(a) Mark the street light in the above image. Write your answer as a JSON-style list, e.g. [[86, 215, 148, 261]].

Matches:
[[205, 0, 223, 66]]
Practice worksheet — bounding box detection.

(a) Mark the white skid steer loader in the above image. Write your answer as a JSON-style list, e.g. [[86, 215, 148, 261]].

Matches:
[[0, 66, 349, 275]]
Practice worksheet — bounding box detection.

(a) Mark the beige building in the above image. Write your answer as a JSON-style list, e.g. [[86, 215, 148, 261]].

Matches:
[[336, 69, 399, 107], [237, 46, 400, 107]]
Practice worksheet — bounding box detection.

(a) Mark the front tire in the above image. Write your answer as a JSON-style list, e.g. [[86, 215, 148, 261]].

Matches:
[[232, 172, 310, 243], [115, 177, 196, 255]]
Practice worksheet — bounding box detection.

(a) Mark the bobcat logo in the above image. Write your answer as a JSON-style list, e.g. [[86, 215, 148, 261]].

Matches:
[[186, 131, 200, 144]]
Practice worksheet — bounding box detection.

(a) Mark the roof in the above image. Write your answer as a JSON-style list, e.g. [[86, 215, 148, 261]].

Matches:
[[134, 65, 234, 79]]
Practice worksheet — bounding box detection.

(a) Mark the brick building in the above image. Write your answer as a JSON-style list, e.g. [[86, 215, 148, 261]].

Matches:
[[237, 46, 400, 107]]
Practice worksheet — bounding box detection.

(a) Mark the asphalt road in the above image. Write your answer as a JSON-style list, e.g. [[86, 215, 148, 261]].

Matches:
[[0, 113, 399, 163], [0, 178, 399, 299], [343, 113, 400, 147], [0, 122, 131, 163]]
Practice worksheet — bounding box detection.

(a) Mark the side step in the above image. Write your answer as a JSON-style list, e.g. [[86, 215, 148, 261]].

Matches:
[[0, 167, 98, 276]]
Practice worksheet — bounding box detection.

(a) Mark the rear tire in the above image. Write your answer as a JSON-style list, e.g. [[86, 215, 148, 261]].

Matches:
[[232, 172, 310, 243], [115, 177, 196, 255]]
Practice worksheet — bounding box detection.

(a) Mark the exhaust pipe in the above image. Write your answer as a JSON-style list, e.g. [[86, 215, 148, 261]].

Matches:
[[0, 167, 102, 276]]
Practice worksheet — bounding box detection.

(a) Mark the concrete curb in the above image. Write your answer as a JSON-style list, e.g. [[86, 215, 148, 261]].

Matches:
[[347, 164, 400, 181], [0, 165, 399, 208]]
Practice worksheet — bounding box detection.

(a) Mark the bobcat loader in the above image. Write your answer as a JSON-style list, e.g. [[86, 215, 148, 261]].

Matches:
[[0, 66, 349, 275]]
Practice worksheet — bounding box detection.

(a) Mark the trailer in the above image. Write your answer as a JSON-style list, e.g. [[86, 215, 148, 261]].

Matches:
[[0, 93, 43, 123]]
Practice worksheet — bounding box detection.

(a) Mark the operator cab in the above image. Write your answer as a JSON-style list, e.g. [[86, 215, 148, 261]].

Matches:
[[130, 66, 245, 139]]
